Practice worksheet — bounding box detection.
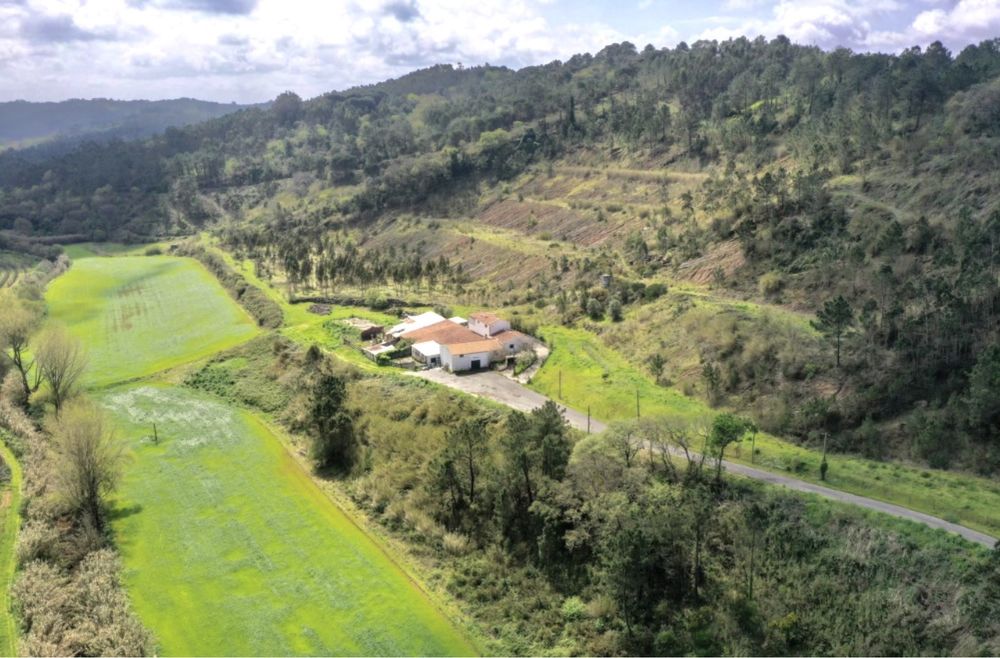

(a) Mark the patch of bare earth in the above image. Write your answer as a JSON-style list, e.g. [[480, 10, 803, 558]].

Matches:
[[677, 240, 746, 284], [364, 222, 553, 286], [478, 199, 635, 247]]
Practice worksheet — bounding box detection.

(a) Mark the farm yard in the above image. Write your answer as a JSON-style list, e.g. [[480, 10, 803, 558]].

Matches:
[[39, 250, 476, 656]]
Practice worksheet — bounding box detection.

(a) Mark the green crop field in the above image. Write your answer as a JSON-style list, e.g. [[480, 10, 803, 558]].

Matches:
[[99, 384, 474, 656], [532, 324, 1000, 538], [46, 255, 259, 386]]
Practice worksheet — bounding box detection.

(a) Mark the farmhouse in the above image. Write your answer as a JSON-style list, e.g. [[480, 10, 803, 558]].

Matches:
[[363, 310, 535, 371], [468, 311, 508, 337]]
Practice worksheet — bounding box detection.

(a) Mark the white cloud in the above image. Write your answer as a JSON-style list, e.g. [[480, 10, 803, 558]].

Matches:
[[0, 0, 629, 102], [692, 0, 999, 52], [3, 0, 999, 102]]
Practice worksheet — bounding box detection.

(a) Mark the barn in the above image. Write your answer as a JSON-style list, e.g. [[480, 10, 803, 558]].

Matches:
[[440, 340, 500, 372]]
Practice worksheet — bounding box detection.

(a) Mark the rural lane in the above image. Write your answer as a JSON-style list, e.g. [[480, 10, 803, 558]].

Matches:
[[410, 370, 998, 549]]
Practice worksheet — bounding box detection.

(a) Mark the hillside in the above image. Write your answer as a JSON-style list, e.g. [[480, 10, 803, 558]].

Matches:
[[4, 37, 1000, 479], [0, 98, 250, 151]]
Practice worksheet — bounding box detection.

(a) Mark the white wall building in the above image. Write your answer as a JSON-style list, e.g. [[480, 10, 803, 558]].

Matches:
[[468, 312, 510, 338], [387, 311, 446, 338], [441, 339, 500, 372]]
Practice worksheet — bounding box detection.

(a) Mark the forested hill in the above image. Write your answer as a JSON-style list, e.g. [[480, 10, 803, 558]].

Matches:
[[5, 36, 1000, 473], [0, 97, 250, 150]]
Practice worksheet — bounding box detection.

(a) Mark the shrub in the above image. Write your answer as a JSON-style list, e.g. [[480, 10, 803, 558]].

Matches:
[[143, 246, 163, 256], [608, 298, 623, 322], [644, 283, 668, 301], [13, 550, 152, 656], [15, 521, 60, 566], [366, 294, 390, 310], [513, 349, 537, 376], [587, 298, 604, 320], [758, 271, 783, 298], [561, 596, 587, 622], [443, 532, 472, 556]]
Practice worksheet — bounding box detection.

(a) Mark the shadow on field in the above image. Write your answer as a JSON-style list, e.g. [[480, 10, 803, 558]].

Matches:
[[108, 503, 143, 521]]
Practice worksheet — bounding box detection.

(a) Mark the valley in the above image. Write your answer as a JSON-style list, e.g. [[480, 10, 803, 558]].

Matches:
[[3, 32, 1000, 657]]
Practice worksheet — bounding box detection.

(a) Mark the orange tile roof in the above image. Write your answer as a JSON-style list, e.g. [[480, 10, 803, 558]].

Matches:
[[401, 320, 483, 344], [444, 339, 502, 356], [469, 311, 502, 324], [492, 329, 527, 341]]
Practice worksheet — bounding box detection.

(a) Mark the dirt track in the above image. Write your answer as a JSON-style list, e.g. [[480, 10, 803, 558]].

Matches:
[[409, 369, 997, 549]]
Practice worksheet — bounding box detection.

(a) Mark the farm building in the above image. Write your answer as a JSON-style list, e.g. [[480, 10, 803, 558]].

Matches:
[[363, 310, 536, 371], [387, 311, 447, 338], [440, 340, 498, 372], [397, 319, 484, 367], [468, 312, 509, 338]]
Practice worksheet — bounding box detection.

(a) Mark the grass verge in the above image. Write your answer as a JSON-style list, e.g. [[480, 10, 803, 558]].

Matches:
[[0, 435, 22, 656]]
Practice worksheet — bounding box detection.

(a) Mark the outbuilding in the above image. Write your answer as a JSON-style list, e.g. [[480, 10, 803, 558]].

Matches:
[[412, 340, 442, 367], [441, 339, 501, 372]]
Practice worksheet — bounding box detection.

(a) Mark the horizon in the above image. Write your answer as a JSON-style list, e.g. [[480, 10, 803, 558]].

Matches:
[[1, 0, 998, 104]]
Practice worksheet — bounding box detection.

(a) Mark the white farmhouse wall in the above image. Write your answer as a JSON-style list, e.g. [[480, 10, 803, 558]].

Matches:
[[469, 317, 511, 337], [442, 348, 493, 372], [497, 333, 531, 354]]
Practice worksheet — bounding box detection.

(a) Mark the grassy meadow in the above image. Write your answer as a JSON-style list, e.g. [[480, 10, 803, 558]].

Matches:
[[38, 251, 475, 655], [99, 384, 474, 656], [47, 255, 259, 386], [0, 436, 22, 657], [532, 324, 1000, 538]]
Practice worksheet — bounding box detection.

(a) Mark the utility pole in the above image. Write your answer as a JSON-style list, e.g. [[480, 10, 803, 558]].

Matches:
[[152, 423, 158, 445], [820, 433, 829, 481]]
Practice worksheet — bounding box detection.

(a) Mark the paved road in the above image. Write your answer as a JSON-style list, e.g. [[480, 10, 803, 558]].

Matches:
[[410, 370, 997, 549]]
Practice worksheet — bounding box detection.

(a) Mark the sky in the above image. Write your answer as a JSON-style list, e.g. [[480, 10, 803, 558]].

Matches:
[[1, 0, 999, 103]]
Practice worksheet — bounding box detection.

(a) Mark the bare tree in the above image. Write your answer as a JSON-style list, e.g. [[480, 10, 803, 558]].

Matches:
[[0, 293, 42, 401], [36, 326, 87, 412], [50, 399, 125, 530]]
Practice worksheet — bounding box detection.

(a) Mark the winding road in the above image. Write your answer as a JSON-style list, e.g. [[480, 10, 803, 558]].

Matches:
[[412, 369, 998, 549]]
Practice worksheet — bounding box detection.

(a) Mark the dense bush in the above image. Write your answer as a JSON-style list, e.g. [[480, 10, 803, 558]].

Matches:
[[0, 394, 151, 655]]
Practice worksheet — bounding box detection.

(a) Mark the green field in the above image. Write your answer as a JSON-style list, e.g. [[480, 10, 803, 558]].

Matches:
[[0, 436, 22, 657], [532, 324, 1000, 538], [100, 384, 474, 656], [47, 255, 259, 386], [41, 252, 474, 655]]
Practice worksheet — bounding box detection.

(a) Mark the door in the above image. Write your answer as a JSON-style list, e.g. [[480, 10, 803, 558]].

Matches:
[[471, 359, 481, 370]]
